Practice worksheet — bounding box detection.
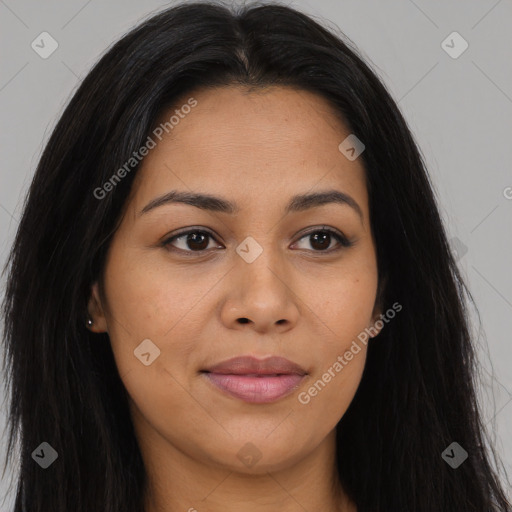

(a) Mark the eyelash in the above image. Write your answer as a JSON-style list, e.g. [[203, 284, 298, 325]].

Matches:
[[161, 226, 354, 256]]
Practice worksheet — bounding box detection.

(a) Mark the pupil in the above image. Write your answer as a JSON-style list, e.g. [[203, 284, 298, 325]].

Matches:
[[188, 233, 208, 251], [311, 232, 330, 250]]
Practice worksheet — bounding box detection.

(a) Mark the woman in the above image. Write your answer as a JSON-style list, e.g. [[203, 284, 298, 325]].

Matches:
[[2, 1, 510, 511]]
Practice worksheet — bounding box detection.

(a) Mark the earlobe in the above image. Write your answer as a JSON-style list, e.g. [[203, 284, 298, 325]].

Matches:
[[369, 274, 388, 338], [86, 281, 108, 333], [368, 309, 384, 338]]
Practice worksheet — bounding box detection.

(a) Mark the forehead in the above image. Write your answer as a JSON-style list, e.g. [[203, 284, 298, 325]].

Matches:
[[129, 85, 368, 218], [151, 85, 351, 158]]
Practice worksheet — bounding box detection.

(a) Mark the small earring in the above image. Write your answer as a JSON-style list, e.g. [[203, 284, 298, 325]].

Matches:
[[86, 317, 93, 327]]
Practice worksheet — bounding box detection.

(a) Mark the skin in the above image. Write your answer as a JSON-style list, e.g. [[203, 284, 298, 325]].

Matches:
[[87, 85, 383, 512]]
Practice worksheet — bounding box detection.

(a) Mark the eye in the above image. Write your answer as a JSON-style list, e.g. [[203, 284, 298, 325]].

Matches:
[[293, 227, 353, 253], [162, 229, 221, 254], [162, 226, 353, 256]]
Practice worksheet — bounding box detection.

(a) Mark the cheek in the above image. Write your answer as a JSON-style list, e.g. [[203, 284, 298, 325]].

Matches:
[[296, 327, 369, 429], [300, 235, 378, 326], [296, 267, 376, 418], [101, 249, 218, 369], [310, 266, 378, 345], [311, 344, 368, 409], [122, 361, 213, 462]]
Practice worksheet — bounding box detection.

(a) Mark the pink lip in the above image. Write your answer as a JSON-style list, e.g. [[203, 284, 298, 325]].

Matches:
[[202, 356, 307, 403]]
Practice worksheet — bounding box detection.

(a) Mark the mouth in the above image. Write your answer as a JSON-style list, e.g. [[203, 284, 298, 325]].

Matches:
[[201, 355, 307, 404]]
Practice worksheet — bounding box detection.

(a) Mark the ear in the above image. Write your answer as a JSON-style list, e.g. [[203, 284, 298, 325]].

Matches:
[[368, 274, 388, 338], [371, 302, 382, 323], [368, 303, 383, 338], [86, 281, 108, 333]]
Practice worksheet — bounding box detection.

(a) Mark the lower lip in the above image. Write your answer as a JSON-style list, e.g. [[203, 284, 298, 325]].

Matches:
[[203, 373, 305, 403]]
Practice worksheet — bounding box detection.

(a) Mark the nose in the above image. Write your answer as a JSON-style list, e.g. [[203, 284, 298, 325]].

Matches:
[[219, 246, 300, 334]]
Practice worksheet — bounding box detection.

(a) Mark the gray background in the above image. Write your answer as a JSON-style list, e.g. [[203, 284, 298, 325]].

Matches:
[[1, 0, 511, 507]]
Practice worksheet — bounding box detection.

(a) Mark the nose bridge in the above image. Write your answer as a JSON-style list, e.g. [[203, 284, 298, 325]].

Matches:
[[235, 234, 287, 298]]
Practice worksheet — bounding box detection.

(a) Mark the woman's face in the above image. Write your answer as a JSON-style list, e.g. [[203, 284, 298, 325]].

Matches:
[[89, 85, 381, 474]]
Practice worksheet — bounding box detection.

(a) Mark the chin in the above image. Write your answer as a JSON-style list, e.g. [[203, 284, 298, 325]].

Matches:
[[199, 434, 311, 475]]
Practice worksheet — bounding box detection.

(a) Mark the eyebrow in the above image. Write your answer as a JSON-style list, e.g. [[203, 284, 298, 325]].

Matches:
[[139, 188, 363, 221]]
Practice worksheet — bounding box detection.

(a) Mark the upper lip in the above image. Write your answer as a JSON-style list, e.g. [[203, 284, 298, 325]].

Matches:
[[203, 356, 307, 376]]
